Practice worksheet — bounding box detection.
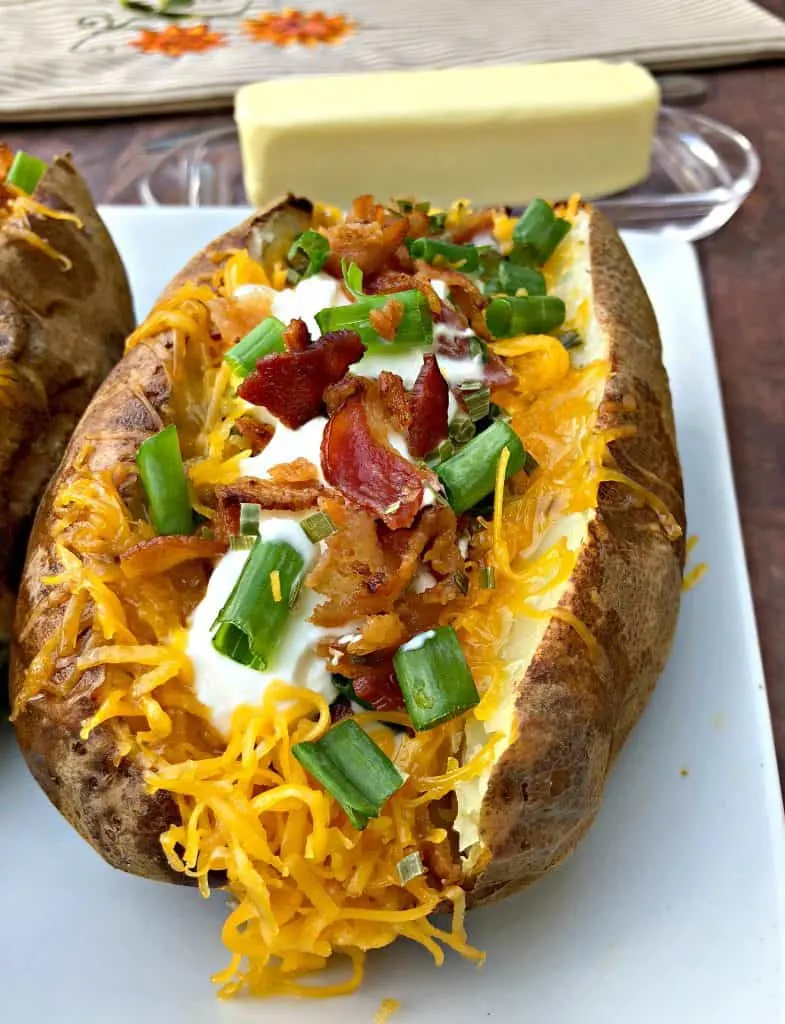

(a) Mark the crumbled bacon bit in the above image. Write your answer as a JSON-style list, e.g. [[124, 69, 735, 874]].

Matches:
[[268, 457, 320, 484], [347, 613, 407, 653], [282, 317, 310, 352], [0, 144, 14, 182], [417, 263, 491, 341], [323, 375, 364, 416], [377, 372, 410, 435], [368, 297, 404, 341], [209, 290, 273, 345], [364, 268, 416, 296], [321, 391, 433, 529], [329, 695, 353, 723], [120, 535, 226, 579], [234, 415, 274, 456], [324, 218, 409, 277], [407, 354, 449, 458], [449, 209, 494, 244], [238, 329, 365, 428], [352, 664, 405, 711], [214, 475, 322, 539]]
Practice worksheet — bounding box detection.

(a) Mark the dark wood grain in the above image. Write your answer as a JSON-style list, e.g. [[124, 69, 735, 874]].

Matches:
[[2, 24, 784, 792]]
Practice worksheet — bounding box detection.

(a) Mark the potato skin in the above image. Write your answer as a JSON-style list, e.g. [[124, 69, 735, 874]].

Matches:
[[0, 154, 134, 648], [469, 209, 685, 905], [12, 201, 683, 896], [10, 198, 312, 882]]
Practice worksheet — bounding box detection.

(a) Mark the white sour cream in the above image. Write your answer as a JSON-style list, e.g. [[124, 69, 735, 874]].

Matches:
[[241, 415, 326, 483], [186, 519, 336, 736], [400, 629, 436, 652], [271, 273, 347, 335]]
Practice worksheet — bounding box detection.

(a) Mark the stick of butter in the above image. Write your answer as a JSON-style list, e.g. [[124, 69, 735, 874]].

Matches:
[[235, 60, 659, 208]]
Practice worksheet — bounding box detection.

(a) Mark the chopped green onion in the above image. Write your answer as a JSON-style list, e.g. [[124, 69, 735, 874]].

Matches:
[[477, 245, 502, 281], [301, 511, 337, 543], [392, 197, 430, 215], [448, 411, 476, 445], [239, 502, 260, 536], [136, 425, 193, 536], [435, 420, 527, 514], [497, 263, 547, 297], [485, 296, 566, 339], [468, 336, 490, 362], [396, 851, 425, 885], [229, 535, 256, 552], [393, 626, 480, 732], [315, 289, 433, 353], [428, 212, 447, 233], [293, 719, 404, 830], [224, 317, 285, 378], [479, 564, 496, 590], [212, 538, 305, 669], [287, 230, 330, 281], [511, 199, 572, 266], [453, 569, 469, 595], [458, 381, 491, 422], [341, 259, 365, 299], [6, 151, 47, 195], [408, 238, 480, 273], [426, 437, 455, 467], [559, 329, 583, 350]]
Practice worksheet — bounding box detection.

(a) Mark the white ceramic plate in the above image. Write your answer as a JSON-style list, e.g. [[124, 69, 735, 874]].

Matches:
[[2, 210, 783, 1024]]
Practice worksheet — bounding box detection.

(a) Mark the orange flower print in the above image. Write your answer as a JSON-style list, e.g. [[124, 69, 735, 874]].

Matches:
[[130, 23, 227, 57], [242, 8, 355, 47]]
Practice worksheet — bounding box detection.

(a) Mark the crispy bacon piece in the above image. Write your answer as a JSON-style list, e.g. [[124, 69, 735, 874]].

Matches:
[[268, 458, 320, 484], [329, 695, 353, 723], [418, 264, 491, 341], [324, 218, 409, 277], [364, 268, 416, 296], [323, 375, 364, 416], [307, 501, 458, 627], [449, 209, 494, 244], [283, 317, 310, 352], [215, 475, 323, 539], [0, 143, 14, 182], [321, 392, 431, 529], [238, 329, 365, 429], [120, 535, 226, 579], [368, 297, 404, 341], [377, 371, 410, 434], [431, 306, 515, 389], [407, 354, 449, 458], [352, 664, 406, 712], [234, 415, 274, 455]]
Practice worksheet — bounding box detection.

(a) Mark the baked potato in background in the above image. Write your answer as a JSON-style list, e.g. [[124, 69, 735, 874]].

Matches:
[[0, 150, 134, 669], [11, 194, 685, 996]]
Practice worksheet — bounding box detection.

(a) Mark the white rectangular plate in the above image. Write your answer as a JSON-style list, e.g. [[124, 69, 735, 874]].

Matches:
[[2, 209, 783, 1023]]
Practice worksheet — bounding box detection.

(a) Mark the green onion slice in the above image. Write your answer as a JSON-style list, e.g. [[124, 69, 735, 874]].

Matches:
[[315, 289, 433, 353], [229, 535, 256, 552], [301, 511, 337, 543], [212, 538, 305, 669], [453, 569, 469, 595], [392, 197, 430, 215], [408, 238, 480, 273], [332, 674, 374, 711], [6, 151, 47, 195], [288, 230, 330, 281], [458, 381, 491, 422], [224, 317, 285, 378], [497, 262, 547, 297], [448, 410, 476, 445], [428, 212, 447, 233], [341, 259, 365, 299], [479, 564, 496, 590], [292, 719, 404, 830], [396, 851, 425, 885], [425, 437, 455, 467], [435, 420, 527, 514], [393, 626, 480, 731], [511, 199, 572, 266], [136, 424, 193, 536], [239, 502, 260, 536], [485, 296, 566, 339]]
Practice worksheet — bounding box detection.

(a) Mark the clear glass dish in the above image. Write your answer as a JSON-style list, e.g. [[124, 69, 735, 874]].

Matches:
[[136, 107, 759, 242]]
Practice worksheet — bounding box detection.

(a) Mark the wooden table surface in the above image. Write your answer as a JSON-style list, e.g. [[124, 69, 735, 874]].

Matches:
[[2, 33, 784, 792]]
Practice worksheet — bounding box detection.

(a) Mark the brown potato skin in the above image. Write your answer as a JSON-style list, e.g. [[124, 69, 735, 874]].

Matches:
[[0, 154, 134, 648], [468, 210, 685, 905], [10, 197, 312, 882], [12, 202, 683, 895]]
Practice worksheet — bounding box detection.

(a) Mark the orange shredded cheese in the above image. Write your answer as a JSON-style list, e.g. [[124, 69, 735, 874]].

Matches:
[[375, 997, 401, 1023], [14, 203, 685, 1002]]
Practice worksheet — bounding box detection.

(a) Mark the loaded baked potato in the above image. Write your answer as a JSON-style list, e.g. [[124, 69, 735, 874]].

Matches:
[[0, 148, 134, 663], [11, 194, 684, 998]]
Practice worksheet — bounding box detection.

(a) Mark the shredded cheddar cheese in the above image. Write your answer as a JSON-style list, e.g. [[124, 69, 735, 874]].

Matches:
[[13, 206, 684, 1002]]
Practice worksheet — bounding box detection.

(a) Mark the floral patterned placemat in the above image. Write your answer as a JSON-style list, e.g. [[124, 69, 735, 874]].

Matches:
[[0, 0, 784, 121]]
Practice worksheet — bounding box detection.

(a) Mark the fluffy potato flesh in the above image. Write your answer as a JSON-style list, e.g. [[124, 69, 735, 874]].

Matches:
[[10, 198, 684, 995]]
